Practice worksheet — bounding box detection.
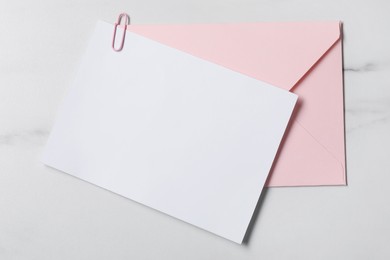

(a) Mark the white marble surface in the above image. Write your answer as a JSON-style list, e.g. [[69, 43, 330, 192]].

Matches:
[[1, 0, 389, 259]]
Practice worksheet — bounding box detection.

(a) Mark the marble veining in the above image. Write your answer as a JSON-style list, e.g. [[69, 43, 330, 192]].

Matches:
[[343, 62, 378, 72], [0, 129, 49, 146]]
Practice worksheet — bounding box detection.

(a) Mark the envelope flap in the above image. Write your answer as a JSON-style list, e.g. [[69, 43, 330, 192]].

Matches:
[[128, 22, 341, 90]]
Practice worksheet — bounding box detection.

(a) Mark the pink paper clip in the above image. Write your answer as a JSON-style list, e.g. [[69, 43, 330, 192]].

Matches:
[[112, 13, 130, 52]]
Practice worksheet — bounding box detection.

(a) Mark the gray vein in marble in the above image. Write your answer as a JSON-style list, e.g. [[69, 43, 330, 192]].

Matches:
[[346, 107, 386, 116], [0, 129, 49, 146], [346, 114, 390, 133], [344, 62, 377, 72]]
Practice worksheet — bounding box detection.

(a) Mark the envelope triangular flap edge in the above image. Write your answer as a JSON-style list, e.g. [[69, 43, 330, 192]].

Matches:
[[127, 21, 342, 90]]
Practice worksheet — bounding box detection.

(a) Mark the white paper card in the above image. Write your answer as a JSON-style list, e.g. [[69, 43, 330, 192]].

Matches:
[[42, 21, 297, 243]]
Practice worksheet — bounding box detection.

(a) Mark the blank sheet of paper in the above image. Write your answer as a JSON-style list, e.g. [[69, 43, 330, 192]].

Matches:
[[42, 21, 297, 243]]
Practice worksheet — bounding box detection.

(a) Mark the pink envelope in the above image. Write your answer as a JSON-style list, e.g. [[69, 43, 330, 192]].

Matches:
[[127, 22, 346, 187]]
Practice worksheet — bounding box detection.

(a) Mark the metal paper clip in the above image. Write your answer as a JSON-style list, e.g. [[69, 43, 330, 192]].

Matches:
[[112, 13, 130, 52]]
